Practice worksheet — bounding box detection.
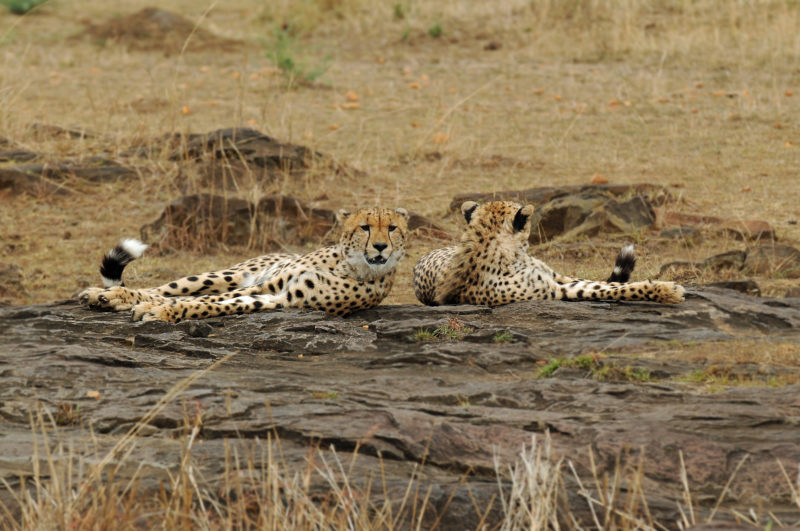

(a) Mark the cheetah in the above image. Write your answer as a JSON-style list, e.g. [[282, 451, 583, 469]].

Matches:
[[413, 200, 685, 306], [79, 207, 409, 322]]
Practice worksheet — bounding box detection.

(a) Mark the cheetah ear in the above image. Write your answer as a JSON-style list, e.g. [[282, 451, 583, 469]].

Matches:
[[336, 209, 351, 224], [461, 201, 479, 223], [512, 205, 535, 233], [394, 207, 409, 218]]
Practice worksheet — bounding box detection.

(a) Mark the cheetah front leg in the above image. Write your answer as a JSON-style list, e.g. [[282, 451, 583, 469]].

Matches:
[[132, 293, 282, 323]]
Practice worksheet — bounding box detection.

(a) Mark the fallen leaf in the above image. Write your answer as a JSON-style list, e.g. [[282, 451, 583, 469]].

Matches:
[[533, 88, 544, 95], [408, 82, 421, 89], [774, 122, 782, 129], [345, 90, 359, 102], [340, 102, 360, 110], [410, 121, 420, 127], [87, 390, 100, 399], [329, 124, 340, 131], [231, 71, 241, 79], [712, 90, 725, 97], [590, 173, 609, 184], [181, 105, 191, 115], [786, 90, 794, 97], [741, 186, 752, 192], [786, 141, 793, 147], [377, 56, 386, 64], [246, 119, 257, 126]]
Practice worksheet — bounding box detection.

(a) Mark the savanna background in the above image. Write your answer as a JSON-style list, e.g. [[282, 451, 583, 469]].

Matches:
[[1, 0, 799, 528], [1, 0, 798, 306]]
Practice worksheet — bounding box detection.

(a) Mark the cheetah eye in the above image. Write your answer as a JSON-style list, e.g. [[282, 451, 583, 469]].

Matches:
[[360, 224, 370, 231], [388, 225, 397, 232]]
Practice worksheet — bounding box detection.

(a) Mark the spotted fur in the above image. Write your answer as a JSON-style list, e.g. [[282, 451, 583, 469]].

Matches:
[[80, 207, 409, 322], [413, 200, 684, 306]]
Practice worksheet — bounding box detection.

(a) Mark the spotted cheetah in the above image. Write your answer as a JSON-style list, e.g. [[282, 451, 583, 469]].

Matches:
[[413, 200, 685, 306], [79, 207, 409, 322]]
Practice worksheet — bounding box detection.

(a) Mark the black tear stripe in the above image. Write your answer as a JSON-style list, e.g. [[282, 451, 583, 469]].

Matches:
[[512, 208, 529, 232], [463, 203, 478, 223]]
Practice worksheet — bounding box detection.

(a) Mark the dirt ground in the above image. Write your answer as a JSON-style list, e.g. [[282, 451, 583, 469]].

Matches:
[[0, 2, 796, 309], [1, 0, 799, 308]]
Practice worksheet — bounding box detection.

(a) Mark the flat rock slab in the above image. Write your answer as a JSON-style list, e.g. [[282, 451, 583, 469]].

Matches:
[[1, 289, 799, 527]]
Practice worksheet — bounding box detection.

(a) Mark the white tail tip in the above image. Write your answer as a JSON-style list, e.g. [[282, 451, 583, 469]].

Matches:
[[120, 239, 148, 258]]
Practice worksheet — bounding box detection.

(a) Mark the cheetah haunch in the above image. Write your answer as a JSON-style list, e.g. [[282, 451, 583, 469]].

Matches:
[[80, 207, 409, 322], [413, 200, 684, 306]]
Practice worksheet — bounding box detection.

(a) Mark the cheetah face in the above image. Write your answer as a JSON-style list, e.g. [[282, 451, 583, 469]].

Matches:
[[338, 206, 409, 279], [460, 200, 535, 246]]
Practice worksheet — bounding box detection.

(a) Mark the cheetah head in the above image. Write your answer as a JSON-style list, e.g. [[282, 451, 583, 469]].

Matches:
[[338, 206, 409, 279], [459, 200, 534, 248]]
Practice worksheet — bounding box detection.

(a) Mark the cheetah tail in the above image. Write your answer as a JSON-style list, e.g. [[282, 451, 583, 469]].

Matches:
[[100, 239, 148, 287], [606, 244, 636, 283]]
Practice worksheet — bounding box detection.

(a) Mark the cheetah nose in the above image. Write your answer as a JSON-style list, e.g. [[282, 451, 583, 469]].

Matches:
[[372, 242, 388, 252]]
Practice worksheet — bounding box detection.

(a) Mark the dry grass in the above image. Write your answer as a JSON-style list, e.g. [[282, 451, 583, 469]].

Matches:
[[6, 411, 797, 529]]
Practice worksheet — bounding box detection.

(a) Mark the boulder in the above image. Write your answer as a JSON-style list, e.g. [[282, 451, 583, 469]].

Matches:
[[660, 245, 800, 281], [140, 193, 450, 251], [77, 7, 241, 55], [0, 158, 137, 196], [168, 127, 364, 189], [743, 243, 800, 278], [654, 208, 775, 242], [0, 263, 26, 304], [1, 289, 799, 527], [140, 193, 336, 251], [530, 192, 655, 243], [448, 183, 672, 212]]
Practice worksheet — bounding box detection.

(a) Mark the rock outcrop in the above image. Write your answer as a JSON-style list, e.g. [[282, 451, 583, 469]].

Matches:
[[1, 289, 799, 527]]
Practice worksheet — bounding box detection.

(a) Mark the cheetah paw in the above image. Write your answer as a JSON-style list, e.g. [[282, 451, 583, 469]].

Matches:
[[132, 300, 181, 323], [658, 282, 686, 304], [79, 286, 141, 311]]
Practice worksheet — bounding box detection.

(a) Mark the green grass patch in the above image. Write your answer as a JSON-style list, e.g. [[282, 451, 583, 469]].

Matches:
[[537, 355, 653, 383], [493, 330, 514, 343], [414, 317, 474, 342], [427, 23, 443, 38], [310, 390, 339, 400], [264, 25, 331, 88], [0, 0, 47, 14]]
